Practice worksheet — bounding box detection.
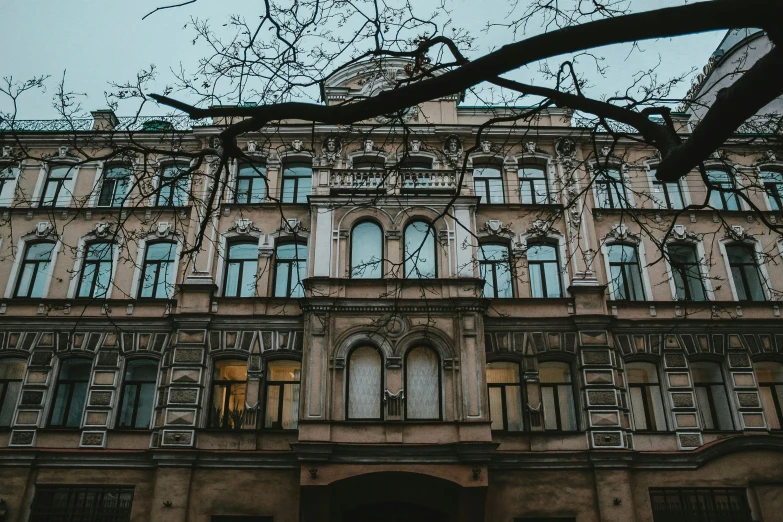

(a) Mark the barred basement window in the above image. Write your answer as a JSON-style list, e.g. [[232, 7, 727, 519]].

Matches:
[[29, 485, 134, 522], [649, 488, 753, 522]]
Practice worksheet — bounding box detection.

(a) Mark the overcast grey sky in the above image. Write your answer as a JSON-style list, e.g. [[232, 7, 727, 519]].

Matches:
[[0, 0, 725, 120]]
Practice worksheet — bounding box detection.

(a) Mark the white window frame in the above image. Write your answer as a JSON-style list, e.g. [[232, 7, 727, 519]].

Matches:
[[214, 231, 265, 297], [718, 238, 773, 301], [518, 231, 571, 297], [600, 238, 653, 301], [0, 163, 21, 207], [67, 236, 122, 299], [590, 161, 634, 209], [645, 162, 692, 210], [130, 232, 183, 299], [89, 161, 134, 208], [32, 162, 81, 208], [756, 162, 783, 212], [663, 240, 715, 302], [4, 234, 63, 299]]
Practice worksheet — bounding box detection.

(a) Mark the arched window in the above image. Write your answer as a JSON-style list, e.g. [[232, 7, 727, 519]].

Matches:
[[607, 244, 645, 301], [156, 164, 189, 207], [691, 362, 734, 431], [117, 359, 158, 429], [527, 242, 562, 298], [595, 167, 628, 209], [405, 346, 440, 420], [264, 360, 301, 429], [667, 243, 707, 301], [478, 243, 512, 298], [223, 241, 259, 297], [15, 242, 56, 298], [97, 165, 131, 207], [486, 361, 522, 431], [726, 244, 766, 301], [539, 361, 576, 431], [351, 221, 383, 278], [404, 221, 436, 278], [275, 242, 307, 297], [49, 359, 92, 428], [235, 163, 266, 204], [282, 161, 312, 203], [626, 362, 667, 432], [755, 361, 783, 430], [347, 346, 383, 420], [473, 164, 504, 204], [77, 241, 113, 298], [0, 359, 26, 427], [761, 170, 783, 210], [706, 169, 739, 210], [139, 241, 177, 299], [210, 359, 248, 429], [519, 164, 549, 204]]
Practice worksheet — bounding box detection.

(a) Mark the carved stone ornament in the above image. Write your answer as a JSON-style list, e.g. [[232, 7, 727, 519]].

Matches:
[[479, 219, 514, 237], [556, 138, 576, 159], [443, 135, 462, 157], [280, 218, 309, 235], [604, 223, 640, 243], [234, 218, 254, 234], [155, 221, 174, 238], [725, 225, 750, 241], [527, 218, 553, 238], [524, 141, 537, 154], [481, 141, 493, 153], [601, 146, 612, 157], [246, 140, 258, 153], [291, 139, 303, 152], [763, 150, 777, 163], [363, 139, 374, 153], [59, 146, 69, 158], [93, 221, 111, 238], [322, 136, 342, 163], [671, 224, 698, 242], [2, 146, 11, 158], [34, 221, 55, 238], [410, 140, 421, 153]]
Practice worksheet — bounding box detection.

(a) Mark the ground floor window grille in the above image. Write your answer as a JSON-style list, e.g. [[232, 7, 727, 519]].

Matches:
[[649, 488, 753, 522], [29, 485, 134, 522]]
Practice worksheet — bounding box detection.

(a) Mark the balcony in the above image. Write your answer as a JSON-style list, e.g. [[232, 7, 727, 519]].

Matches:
[[328, 169, 458, 195]]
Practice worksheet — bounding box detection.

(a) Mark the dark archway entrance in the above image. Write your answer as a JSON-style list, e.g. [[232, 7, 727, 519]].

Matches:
[[300, 471, 485, 522]]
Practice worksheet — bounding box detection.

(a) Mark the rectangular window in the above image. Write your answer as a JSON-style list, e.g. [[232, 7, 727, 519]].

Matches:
[[156, 165, 189, 206], [762, 170, 783, 210], [15, 242, 56, 298], [29, 485, 135, 522], [281, 163, 312, 203], [726, 244, 766, 301], [40, 165, 75, 207], [607, 244, 645, 301], [210, 360, 249, 429], [0, 360, 26, 427], [706, 170, 739, 210], [692, 362, 734, 431], [0, 164, 17, 206], [487, 362, 523, 431], [519, 165, 549, 204], [595, 168, 628, 209], [77, 242, 114, 298], [649, 488, 753, 522], [98, 166, 131, 207], [473, 167, 504, 204], [651, 169, 685, 209], [264, 360, 301, 429], [668, 243, 707, 301], [235, 164, 266, 204]]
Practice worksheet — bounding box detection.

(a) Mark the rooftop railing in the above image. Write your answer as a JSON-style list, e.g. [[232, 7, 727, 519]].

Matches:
[[0, 114, 206, 133]]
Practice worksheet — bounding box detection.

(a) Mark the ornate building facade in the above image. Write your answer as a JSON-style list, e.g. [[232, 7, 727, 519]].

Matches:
[[1, 58, 783, 522]]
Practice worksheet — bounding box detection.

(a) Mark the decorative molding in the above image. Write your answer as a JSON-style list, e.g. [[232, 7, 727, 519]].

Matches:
[[479, 220, 514, 238], [443, 135, 462, 158], [604, 223, 640, 244]]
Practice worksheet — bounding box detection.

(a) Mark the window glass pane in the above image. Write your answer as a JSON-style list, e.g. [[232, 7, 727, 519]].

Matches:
[[695, 386, 715, 430], [691, 362, 723, 383], [264, 385, 280, 427], [404, 221, 436, 278], [541, 387, 558, 430], [27, 242, 55, 260], [281, 383, 300, 429], [755, 362, 783, 382], [540, 362, 571, 383], [529, 264, 543, 298], [519, 165, 548, 204], [146, 242, 176, 261], [67, 382, 88, 427], [0, 380, 22, 426], [214, 359, 248, 381], [0, 360, 26, 379], [488, 387, 504, 430], [351, 222, 383, 278], [627, 363, 659, 383], [406, 347, 439, 419], [487, 362, 520, 384], [630, 387, 648, 430], [237, 164, 266, 203], [759, 387, 780, 430], [348, 347, 382, 419], [710, 384, 734, 430], [117, 383, 138, 428], [558, 384, 577, 431], [505, 385, 523, 431]]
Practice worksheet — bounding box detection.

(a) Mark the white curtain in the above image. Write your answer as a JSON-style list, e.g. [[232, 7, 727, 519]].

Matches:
[[406, 347, 440, 419], [348, 347, 382, 418]]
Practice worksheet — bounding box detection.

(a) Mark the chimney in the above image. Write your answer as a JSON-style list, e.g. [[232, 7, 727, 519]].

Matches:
[[91, 109, 119, 131]]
